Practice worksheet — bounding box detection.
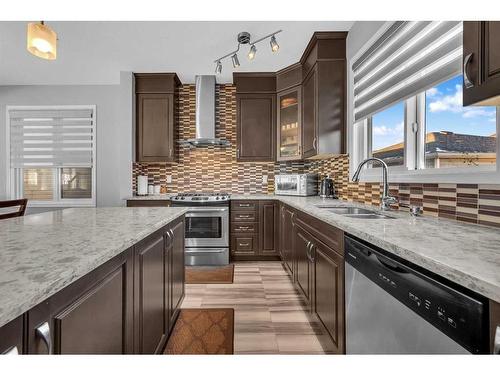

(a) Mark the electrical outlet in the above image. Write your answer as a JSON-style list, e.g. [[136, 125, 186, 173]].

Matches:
[[166, 175, 172, 183], [262, 175, 268, 184]]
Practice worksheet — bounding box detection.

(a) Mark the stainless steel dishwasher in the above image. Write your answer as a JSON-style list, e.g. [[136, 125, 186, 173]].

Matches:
[[344, 235, 488, 354]]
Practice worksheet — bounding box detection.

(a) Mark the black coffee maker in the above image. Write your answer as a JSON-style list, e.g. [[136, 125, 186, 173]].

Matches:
[[320, 175, 335, 198]]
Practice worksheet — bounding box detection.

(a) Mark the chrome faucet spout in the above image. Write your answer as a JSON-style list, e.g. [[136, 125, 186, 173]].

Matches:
[[351, 157, 397, 210]]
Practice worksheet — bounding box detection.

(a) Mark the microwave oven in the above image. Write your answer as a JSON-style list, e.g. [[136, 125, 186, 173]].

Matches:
[[274, 174, 318, 196]]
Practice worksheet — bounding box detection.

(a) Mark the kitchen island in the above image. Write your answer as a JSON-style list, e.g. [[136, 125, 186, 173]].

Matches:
[[0, 207, 187, 354]]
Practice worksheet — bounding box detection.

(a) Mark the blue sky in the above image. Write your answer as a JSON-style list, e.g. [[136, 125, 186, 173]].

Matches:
[[372, 75, 497, 151]]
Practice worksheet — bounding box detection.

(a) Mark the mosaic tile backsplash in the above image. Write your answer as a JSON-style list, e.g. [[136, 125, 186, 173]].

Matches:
[[133, 84, 500, 228]]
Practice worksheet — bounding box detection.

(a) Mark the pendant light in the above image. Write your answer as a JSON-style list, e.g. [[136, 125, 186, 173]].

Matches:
[[27, 21, 57, 60]]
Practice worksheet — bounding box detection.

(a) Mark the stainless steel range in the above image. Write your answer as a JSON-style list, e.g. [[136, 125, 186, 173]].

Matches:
[[170, 192, 230, 266]]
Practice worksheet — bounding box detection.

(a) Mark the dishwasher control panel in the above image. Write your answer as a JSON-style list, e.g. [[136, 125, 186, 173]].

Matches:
[[345, 235, 488, 354]]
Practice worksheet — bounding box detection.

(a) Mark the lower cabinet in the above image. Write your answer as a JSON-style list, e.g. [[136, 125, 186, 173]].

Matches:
[[280, 203, 295, 277], [134, 232, 168, 354], [283, 203, 345, 354], [17, 218, 185, 355], [169, 218, 185, 325], [0, 316, 24, 354], [293, 221, 314, 311], [27, 249, 134, 354], [313, 239, 345, 354], [230, 200, 280, 260]]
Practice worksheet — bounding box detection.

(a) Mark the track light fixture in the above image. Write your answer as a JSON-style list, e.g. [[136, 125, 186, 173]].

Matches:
[[270, 35, 279, 52], [231, 53, 240, 68], [248, 45, 257, 60], [215, 60, 222, 74], [214, 30, 282, 74]]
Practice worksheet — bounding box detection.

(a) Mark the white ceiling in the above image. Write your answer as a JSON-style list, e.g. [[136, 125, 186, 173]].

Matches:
[[0, 21, 353, 85]]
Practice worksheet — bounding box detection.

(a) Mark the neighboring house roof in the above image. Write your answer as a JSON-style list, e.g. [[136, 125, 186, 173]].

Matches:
[[373, 131, 497, 160]]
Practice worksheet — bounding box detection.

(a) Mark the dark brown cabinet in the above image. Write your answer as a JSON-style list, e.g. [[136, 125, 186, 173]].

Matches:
[[27, 249, 134, 354], [7, 218, 185, 355], [169, 218, 185, 324], [230, 200, 280, 260], [280, 204, 295, 277], [234, 73, 276, 162], [300, 33, 347, 158], [134, 231, 168, 354], [0, 316, 23, 354], [463, 22, 500, 106], [135, 73, 180, 162], [293, 220, 314, 311], [301, 65, 318, 158], [260, 201, 279, 256], [280, 203, 345, 353], [313, 238, 345, 354]]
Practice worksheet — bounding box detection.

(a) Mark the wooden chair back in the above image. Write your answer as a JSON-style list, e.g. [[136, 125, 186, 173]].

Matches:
[[0, 199, 28, 220]]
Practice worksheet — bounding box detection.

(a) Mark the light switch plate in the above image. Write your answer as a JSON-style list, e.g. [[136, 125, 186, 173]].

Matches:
[[166, 175, 172, 183]]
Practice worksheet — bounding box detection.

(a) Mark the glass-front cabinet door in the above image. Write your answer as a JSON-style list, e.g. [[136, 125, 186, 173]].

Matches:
[[277, 87, 302, 161]]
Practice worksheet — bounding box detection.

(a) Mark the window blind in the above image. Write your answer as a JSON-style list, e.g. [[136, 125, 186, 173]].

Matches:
[[353, 21, 463, 122], [9, 107, 95, 168]]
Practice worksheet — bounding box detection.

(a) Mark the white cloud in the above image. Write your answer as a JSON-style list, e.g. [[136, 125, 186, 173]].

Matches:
[[426, 87, 439, 98], [373, 121, 404, 136], [428, 84, 496, 119]]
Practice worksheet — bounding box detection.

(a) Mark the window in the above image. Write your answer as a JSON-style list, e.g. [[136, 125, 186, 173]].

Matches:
[[424, 76, 497, 169], [371, 101, 405, 167], [351, 21, 500, 183], [7, 106, 96, 207]]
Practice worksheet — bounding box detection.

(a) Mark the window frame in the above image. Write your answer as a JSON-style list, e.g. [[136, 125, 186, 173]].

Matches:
[[348, 26, 500, 184], [5, 105, 97, 208]]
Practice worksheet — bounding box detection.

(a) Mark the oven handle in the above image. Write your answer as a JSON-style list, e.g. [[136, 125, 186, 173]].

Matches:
[[184, 207, 228, 212], [185, 249, 227, 254]]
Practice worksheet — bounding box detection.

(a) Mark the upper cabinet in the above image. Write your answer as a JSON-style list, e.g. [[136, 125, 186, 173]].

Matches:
[[277, 63, 302, 161], [300, 32, 347, 158], [463, 22, 500, 106], [135, 73, 181, 163], [233, 32, 347, 162], [234, 73, 276, 162]]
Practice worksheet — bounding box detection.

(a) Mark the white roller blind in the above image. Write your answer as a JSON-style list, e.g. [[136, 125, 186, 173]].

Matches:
[[9, 106, 95, 168], [353, 21, 463, 122]]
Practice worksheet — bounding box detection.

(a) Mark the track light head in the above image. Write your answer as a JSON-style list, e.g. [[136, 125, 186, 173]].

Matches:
[[270, 35, 279, 52], [215, 60, 222, 74], [231, 53, 240, 68], [248, 45, 257, 60]]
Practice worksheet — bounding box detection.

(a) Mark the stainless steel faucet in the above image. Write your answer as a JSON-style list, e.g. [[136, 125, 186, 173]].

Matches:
[[352, 157, 398, 211]]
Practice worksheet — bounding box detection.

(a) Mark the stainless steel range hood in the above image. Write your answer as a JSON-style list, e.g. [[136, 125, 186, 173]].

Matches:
[[181, 75, 230, 147]]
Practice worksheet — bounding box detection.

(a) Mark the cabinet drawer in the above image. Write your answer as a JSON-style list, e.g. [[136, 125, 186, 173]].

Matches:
[[232, 212, 258, 222], [231, 222, 258, 233], [231, 235, 258, 254], [231, 201, 258, 211]]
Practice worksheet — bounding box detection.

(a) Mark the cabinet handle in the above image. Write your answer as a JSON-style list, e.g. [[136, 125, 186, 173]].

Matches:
[[494, 325, 500, 354], [313, 137, 317, 150], [239, 203, 250, 207], [239, 226, 250, 230], [463, 53, 474, 89], [237, 149, 240, 158], [239, 243, 250, 247], [169, 148, 173, 157], [35, 322, 52, 354], [3, 346, 19, 355], [239, 215, 250, 218]]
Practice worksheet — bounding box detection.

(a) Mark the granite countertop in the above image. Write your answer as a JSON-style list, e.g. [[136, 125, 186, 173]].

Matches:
[[233, 194, 500, 303], [0, 207, 187, 327]]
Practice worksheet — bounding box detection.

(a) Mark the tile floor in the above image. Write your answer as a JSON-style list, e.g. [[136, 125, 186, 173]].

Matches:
[[181, 261, 328, 354]]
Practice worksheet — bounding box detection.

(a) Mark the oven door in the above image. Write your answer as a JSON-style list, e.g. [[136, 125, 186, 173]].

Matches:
[[184, 207, 229, 247]]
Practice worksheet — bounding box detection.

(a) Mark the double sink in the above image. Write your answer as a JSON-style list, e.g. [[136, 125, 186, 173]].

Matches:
[[315, 205, 395, 219]]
